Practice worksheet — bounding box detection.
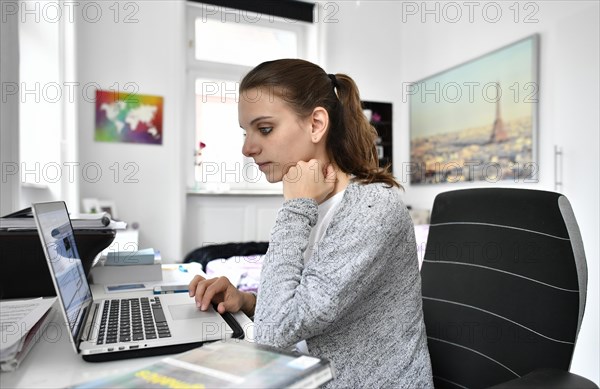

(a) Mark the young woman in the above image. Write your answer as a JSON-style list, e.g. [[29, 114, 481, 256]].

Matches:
[[189, 59, 433, 388]]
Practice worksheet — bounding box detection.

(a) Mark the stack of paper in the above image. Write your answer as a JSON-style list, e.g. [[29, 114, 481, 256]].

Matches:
[[0, 207, 127, 230], [105, 248, 158, 266], [0, 297, 56, 371], [90, 248, 163, 284]]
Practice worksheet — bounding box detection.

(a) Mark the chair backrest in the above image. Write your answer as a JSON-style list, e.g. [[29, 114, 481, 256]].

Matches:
[[421, 188, 588, 389]]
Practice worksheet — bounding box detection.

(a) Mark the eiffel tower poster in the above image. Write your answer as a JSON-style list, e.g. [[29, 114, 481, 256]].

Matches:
[[409, 35, 538, 184]]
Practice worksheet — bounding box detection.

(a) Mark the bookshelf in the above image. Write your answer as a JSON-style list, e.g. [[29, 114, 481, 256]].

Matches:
[[362, 101, 393, 173]]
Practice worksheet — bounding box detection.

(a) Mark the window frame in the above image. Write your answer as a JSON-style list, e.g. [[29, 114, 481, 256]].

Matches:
[[185, 3, 318, 192]]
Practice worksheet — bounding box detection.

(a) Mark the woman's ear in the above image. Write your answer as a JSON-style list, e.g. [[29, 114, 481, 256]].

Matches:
[[309, 106, 329, 143]]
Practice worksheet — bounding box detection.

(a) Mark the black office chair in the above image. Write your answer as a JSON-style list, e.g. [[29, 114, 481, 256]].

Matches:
[[420, 188, 597, 388]]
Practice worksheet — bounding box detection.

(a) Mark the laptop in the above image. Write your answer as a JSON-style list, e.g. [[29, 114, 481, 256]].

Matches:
[[32, 201, 243, 362]]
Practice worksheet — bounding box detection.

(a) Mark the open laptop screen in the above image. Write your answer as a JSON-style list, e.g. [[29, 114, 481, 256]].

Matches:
[[33, 202, 93, 340]]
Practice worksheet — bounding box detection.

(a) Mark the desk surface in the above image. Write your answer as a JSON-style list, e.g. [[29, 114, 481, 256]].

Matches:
[[0, 263, 253, 388]]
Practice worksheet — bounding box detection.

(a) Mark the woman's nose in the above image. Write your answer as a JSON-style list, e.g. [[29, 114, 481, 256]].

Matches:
[[242, 135, 259, 158]]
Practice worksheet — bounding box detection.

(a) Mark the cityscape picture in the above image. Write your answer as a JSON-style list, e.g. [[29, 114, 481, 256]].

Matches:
[[409, 35, 538, 184]]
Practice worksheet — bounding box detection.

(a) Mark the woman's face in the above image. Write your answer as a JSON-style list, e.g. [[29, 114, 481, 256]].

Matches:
[[239, 87, 319, 183]]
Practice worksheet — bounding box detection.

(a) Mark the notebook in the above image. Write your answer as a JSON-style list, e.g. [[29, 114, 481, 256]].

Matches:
[[32, 201, 243, 362]]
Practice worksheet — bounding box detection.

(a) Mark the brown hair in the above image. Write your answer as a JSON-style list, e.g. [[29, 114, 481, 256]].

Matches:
[[239, 59, 400, 188]]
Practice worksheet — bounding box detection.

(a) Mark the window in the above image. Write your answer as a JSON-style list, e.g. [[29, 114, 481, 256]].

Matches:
[[193, 78, 267, 188], [186, 3, 318, 192], [17, 0, 78, 209], [194, 19, 298, 67], [19, 4, 61, 186]]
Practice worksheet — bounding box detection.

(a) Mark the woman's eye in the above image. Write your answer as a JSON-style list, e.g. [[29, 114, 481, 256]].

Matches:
[[258, 127, 273, 135]]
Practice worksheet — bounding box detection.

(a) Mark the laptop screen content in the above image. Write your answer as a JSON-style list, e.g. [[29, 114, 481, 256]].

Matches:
[[33, 202, 93, 339]]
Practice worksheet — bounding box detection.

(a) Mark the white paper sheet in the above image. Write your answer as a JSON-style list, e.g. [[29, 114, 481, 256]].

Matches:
[[0, 297, 56, 360]]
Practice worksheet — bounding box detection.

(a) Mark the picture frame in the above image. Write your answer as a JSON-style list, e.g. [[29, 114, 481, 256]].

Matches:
[[95, 90, 164, 145], [409, 34, 539, 185], [82, 198, 101, 214], [98, 200, 118, 219]]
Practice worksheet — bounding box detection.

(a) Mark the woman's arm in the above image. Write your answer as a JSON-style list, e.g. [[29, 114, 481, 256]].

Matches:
[[254, 187, 413, 348]]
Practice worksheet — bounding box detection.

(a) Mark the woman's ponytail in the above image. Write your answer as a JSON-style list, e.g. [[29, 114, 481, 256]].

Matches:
[[330, 74, 400, 188]]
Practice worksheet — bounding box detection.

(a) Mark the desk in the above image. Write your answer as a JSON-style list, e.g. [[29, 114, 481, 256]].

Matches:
[[0, 263, 254, 388]]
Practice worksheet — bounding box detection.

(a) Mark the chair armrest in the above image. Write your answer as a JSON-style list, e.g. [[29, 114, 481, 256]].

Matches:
[[487, 368, 598, 389]]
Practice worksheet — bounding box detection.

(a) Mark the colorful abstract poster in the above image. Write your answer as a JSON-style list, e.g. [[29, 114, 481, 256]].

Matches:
[[95, 90, 163, 145]]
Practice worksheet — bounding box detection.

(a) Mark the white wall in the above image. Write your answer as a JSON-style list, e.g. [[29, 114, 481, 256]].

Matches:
[[76, 0, 187, 261], [184, 194, 282, 255], [322, 1, 404, 108], [325, 0, 598, 384], [550, 6, 600, 382]]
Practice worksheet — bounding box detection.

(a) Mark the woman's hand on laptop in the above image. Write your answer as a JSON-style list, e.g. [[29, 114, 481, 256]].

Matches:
[[188, 275, 256, 317]]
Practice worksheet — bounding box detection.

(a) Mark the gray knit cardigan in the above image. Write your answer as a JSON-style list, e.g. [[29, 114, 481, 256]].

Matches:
[[255, 182, 434, 388]]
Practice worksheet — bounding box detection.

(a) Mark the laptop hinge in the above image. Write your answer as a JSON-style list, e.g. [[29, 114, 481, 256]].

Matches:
[[82, 303, 99, 342]]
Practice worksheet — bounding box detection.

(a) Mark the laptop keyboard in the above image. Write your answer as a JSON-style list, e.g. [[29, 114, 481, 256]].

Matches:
[[96, 297, 171, 345]]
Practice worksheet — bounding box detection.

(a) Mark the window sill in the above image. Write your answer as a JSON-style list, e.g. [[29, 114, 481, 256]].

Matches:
[[21, 182, 49, 190], [186, 187, 283, 196]]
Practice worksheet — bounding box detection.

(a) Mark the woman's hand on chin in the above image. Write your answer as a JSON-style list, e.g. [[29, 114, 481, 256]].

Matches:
[[283, 159, 337, 204]]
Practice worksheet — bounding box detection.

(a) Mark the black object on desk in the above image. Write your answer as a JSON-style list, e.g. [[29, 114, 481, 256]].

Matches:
[[183, 241, 268, 271], [0, 229, 116, 299]]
